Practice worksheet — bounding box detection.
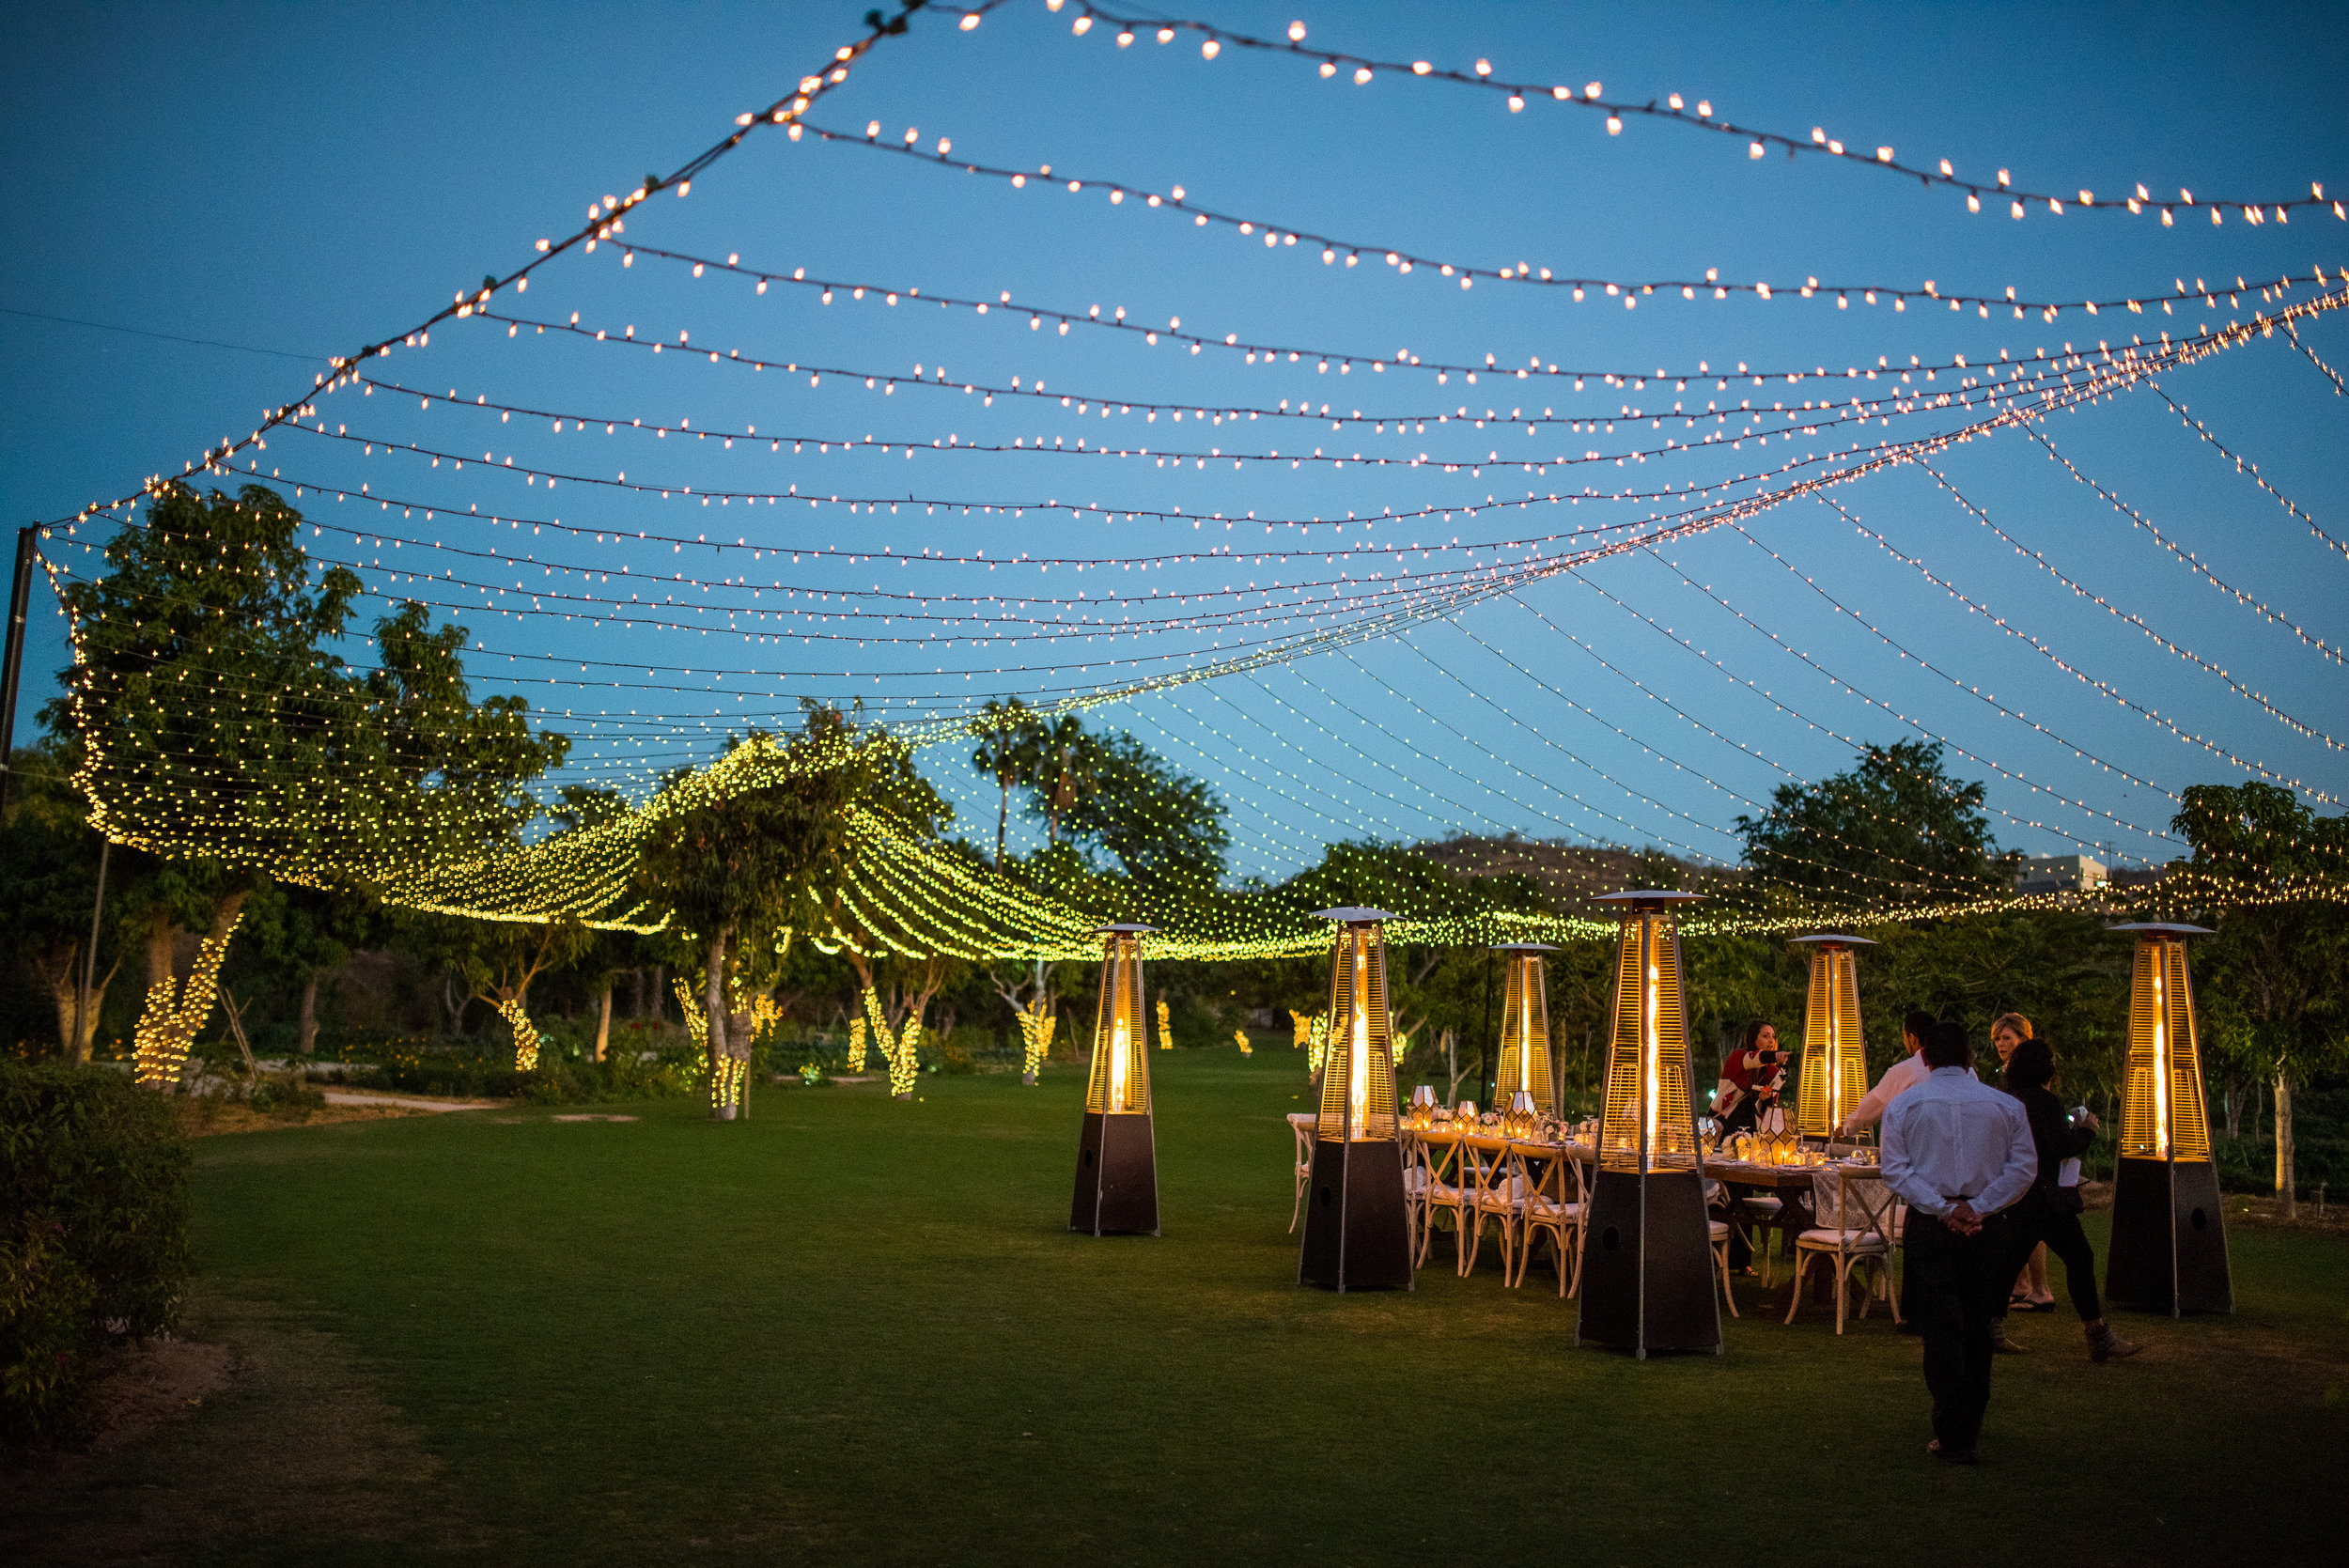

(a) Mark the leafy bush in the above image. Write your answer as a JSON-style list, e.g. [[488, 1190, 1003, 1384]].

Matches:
[[0, 1063, 191, 1443]]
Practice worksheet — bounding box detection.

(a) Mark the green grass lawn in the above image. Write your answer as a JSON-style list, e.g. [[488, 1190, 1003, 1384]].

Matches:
[[17, 1046, 2346, 1565]]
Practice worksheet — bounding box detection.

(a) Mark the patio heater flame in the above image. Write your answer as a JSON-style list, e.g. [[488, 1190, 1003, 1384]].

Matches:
[[2107, 924, 2230, 1314], [1072, 924, 1159, 1236], [1493, 943, 1557, 1117], [1791, 935, 1874, 1140], [1579, 891, 1719, 1358], [1299, 908, 1413, 1292]]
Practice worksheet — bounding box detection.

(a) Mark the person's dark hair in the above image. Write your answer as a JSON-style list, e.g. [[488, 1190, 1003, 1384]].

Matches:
[[1922, 1020, 1973, 1069], [1902, 1009, 1937, 1045], [2004, 1038, 2056, 1091], [1739, 1018, 1772, 1052]]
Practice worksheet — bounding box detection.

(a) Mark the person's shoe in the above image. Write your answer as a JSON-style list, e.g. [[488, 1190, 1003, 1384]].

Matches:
[[1988, 1319, 2026, 1354], [1927, 1438, 1978, 1465], [2087, 1321, 2141, 1363]]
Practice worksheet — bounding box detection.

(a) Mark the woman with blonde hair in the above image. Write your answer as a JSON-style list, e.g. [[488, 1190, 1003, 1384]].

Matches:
[[1985, 1013, 2057, 1320]]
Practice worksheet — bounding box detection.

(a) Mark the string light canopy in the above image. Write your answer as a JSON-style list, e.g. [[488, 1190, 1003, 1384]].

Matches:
[[1491, 941, 1558, 1119], [1072, 923, 1159, 1236], [1578, 891, 1719, 1358], [1789, 934, 1873, 1140], [1298, 907, 1413, 1293], [26, 0, 2349, 996], [2104, 923, 2232, 1316]]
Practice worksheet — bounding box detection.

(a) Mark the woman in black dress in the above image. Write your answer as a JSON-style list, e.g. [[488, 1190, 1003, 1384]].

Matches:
[[1998, 1039, 2140, 1362]]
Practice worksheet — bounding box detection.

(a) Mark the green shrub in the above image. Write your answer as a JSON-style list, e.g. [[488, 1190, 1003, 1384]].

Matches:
[[0, 1063, 191, 1443]]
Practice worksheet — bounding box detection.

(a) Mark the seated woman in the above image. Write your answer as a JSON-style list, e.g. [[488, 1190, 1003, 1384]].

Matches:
[[1711, 1019, 1788, 1274], [1715, 1019, 1787, 1140]]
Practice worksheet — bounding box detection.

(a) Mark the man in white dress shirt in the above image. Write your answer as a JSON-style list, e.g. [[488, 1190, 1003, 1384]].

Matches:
[[1881, 1022, 2037, 1465], [1837, 1009, 1937, 1138]]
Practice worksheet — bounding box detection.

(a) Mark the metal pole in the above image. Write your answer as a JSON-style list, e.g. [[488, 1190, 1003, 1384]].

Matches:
[[74, 836, 110, 1063], [1479, 942, 1497, 1108], [0, 525, 39, 826]]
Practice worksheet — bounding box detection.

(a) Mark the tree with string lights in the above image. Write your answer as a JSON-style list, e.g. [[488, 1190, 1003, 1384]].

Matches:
[[48, 482, 570, 1085], [2174, 782, 2349, 1219]]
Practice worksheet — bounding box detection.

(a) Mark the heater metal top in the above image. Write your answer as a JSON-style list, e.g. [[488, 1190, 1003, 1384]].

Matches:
[[1088, 923, 1159, 935], [2106, 922, 2216, 938], [1592, 890, 1707, 909], [1788, 932, 1876, 947], [1492, 940, 1559, 953], [1312, 906, 1397, 924]]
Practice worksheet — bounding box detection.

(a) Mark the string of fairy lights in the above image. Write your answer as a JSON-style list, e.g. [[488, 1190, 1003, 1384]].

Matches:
[[31, 0, 2349, 983]]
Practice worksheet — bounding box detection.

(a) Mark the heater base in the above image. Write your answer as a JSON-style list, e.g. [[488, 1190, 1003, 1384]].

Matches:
[[1577, 1168, 1722, 1356], [1298, 1139, 1413, 1292], [2107, 1156, 2231, 1315], [1071, 1111, 1159, 1236]]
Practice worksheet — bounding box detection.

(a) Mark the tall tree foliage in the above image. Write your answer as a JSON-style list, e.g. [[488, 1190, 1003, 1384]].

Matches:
[[40, 482, 567, 1082], [635, 705, 949, 1113], [1733, 739, 2015, 910], [46, 484, 366, 1082], [2174, 782, 2349, 1216], [1053, 731, 1231, 891]]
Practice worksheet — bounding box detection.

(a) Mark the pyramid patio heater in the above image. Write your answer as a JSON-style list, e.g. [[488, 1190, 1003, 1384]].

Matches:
[[2106, 923, 2232, 1314], [1493, 942, 1560, 1121], [1578, 891, 1720, 1357], [1790, 934, 1874, 1142], [1071, 924, 1159, 1237], [1298, 908, 1414, 1293]]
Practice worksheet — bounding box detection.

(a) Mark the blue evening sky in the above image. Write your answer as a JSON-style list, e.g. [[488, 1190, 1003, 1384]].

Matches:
[[4, 1, 2344, 883]]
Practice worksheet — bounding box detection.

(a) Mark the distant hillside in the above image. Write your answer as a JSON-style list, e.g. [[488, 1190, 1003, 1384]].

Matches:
[[1414, 833, 1744, 908]]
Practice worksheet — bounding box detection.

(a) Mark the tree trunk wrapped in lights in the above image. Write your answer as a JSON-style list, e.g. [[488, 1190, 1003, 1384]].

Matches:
[[847, 1016, 871, 1073], [1492, 942, 1558, 1119], [857, 986, 925, 1099], [2106, 924, 2232, 1315], [1156, 997, 1174, 1050], [1072, 924, 1159, 1236], [494, 997, 543, 1074], [1298, 909, 1412, 1292], [1578, 891, 1720, 1357], [1016, 999, 1057, 1084], [132, 905, 246, 1089], [1790, 934, 1874, 1140]]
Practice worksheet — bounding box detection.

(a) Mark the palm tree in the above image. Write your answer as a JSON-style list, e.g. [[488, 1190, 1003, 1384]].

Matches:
[[1031, 715, 1097, 847], [970, 698, 1038, 868]]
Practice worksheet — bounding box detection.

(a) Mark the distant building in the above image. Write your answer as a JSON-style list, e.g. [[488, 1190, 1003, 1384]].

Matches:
[[2016, 854, 2108, 894], [2106, 862, 2175, 890]]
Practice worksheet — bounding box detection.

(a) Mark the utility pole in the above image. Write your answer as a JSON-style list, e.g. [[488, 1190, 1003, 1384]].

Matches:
[[0, 525, 39, 825]]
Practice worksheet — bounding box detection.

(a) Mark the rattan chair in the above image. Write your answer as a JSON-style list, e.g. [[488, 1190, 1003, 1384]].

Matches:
[[1287, 1112, 1315, 1234], [1399, 1129, 1430, 1257], [1412, 1126, 1471, 1268], [1461, 1133, 1525, 1278], [1511, 1141, 1587, 1296], [1785, 1166, 1901, 1333], [1706, 1219, 1742, 1317]]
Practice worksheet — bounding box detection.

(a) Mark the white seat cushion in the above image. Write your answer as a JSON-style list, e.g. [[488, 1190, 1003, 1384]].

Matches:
[[1707, 1220, 1730, 1241], [1527, 1199, 1582, 1219], [1796, 1228, 1889, 1250]]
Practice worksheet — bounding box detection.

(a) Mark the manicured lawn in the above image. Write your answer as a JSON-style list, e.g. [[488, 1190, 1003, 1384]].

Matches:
[[32, 1048, 2349, 1563]]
